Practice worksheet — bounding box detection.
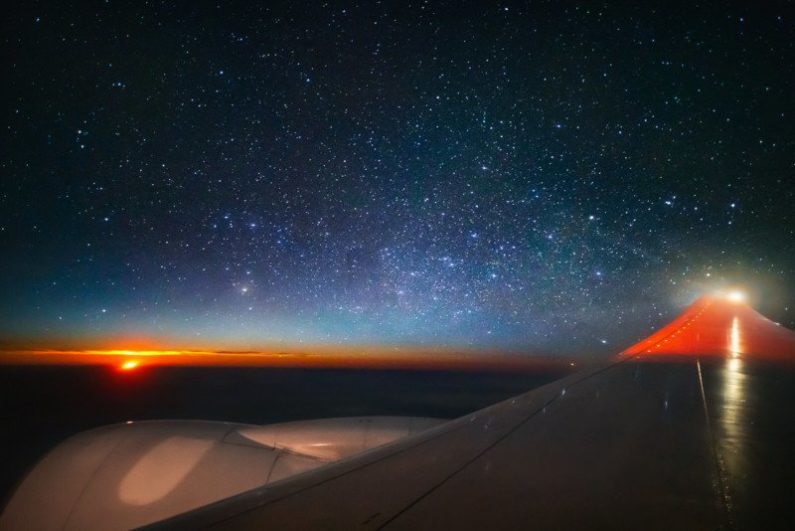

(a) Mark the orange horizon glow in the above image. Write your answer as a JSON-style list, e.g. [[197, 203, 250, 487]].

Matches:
[[0, 346, 579, 373]]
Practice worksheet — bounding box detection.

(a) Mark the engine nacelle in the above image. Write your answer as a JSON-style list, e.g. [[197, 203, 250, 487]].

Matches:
[[0, 416, 443, 530]]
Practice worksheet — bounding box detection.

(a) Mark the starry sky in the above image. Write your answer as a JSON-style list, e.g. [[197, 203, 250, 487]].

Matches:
[[2, 1, 794, 356]]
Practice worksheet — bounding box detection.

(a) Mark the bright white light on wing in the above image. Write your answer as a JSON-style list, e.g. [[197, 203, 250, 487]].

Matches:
[[726, 290, 745, 303]]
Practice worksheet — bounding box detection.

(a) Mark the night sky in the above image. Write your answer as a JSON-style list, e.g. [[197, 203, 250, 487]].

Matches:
[[2, 1, 794, 356]]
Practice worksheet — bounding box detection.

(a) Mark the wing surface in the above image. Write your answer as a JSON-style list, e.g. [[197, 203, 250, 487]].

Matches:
[[149, 295, 795, 530]]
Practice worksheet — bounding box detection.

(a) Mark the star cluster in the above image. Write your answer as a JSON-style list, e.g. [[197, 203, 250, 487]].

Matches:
[[2, 2, 794, 355]]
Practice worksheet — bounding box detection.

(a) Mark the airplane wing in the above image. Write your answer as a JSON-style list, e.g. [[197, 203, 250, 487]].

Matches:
[[145, 294, 795, 530], [3, 294, 794, 530]]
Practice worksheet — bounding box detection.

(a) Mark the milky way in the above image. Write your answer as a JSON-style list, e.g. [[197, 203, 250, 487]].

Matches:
[[2, 2, 794, 355]]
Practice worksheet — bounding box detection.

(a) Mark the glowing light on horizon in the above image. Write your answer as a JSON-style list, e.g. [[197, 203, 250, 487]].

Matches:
[[0, 347, 572, 372], [120, 360, 140, 371]]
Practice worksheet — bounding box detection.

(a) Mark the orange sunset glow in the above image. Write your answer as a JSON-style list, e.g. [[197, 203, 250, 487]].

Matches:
[[119, 359, 140, 371], [0, 345, 578, 373]]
